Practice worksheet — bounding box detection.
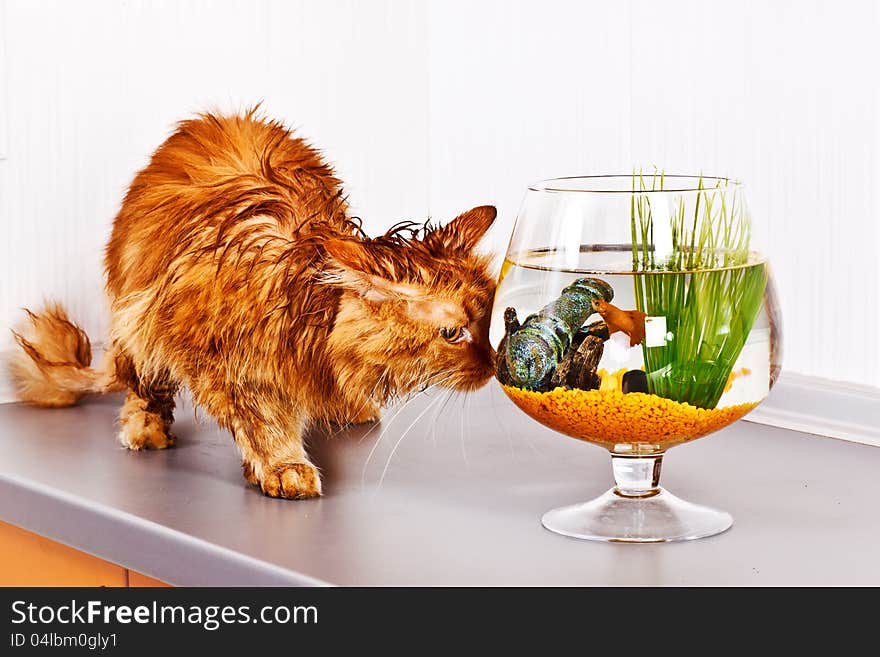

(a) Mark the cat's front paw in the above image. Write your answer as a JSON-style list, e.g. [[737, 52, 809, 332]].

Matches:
[[260, 462, 323, 499]]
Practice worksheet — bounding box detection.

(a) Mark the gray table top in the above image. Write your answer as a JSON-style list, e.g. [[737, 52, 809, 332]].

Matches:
[[0, 384, 877, 586]]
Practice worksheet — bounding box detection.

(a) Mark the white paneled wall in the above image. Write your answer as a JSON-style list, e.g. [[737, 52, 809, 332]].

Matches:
[[1, 0, 878, 393], [0, 0, 6, 159], [428, 0, 634, 242], [0, 0, 430, 353], [429, 0, 880, 387]]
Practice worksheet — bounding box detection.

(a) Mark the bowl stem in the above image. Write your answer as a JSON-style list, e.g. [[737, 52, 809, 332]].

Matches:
[[611, 453, 664, 498]]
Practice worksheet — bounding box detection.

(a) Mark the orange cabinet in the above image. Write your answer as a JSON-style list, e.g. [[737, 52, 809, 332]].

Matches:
[[128, 571, 171, 588], [0, 520, 169, 587]]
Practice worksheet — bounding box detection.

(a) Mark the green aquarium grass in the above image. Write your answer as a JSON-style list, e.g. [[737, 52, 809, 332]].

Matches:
[[630, 172, 767, 409]]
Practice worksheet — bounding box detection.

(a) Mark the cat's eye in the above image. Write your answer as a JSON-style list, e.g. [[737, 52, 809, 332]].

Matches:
[[440, 326, 468, 344]]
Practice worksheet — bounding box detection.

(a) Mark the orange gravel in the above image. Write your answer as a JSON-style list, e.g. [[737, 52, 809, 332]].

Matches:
[[501, 384, 759, 449]]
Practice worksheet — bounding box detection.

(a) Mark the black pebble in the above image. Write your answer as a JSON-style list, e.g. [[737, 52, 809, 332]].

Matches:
[[622, 370, 648, 394]]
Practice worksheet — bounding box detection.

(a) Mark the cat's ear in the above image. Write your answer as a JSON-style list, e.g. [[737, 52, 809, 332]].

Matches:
[[430, 205, 496, 253], [323, 238, 424, 302]]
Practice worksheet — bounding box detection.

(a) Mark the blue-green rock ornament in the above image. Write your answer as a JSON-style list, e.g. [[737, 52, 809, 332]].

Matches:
[[497, 278, 613, 390]]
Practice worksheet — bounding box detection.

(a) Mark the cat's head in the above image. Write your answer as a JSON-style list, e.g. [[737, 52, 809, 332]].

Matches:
[[324, 206, 497, 396]]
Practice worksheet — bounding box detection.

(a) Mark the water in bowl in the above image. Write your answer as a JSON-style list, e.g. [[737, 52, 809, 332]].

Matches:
[[492, 247, 777, 454]]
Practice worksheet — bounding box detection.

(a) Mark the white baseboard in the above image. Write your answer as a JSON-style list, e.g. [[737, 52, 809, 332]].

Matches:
[[745, 372, 880, 447]]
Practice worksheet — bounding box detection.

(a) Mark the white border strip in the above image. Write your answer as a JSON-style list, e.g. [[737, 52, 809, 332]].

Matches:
[[745, 372, 880, 447]]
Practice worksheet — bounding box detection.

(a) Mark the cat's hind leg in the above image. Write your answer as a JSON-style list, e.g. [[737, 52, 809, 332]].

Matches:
[[118, 390, 176, 450], [114, 349, 178, 450]]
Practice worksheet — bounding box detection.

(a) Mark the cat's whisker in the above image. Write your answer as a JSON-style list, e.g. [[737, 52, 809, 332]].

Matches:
[[359, 367, 461, 487], [360, 384, 440, 487], [430, 388, 455, 447], [413, 368, 457, 396], [356, 383, 420, 446], [335, 373, 387, 437], [357, 369, 455, 449], [459, 392, 470, 467], [375, 390, 447, 490]]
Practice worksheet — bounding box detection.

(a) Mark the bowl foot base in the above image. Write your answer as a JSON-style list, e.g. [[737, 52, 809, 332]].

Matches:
[[541, 487, 732, 543]]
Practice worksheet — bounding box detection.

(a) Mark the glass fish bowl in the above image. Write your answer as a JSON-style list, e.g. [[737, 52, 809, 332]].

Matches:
[[492, 174, 782, 542]]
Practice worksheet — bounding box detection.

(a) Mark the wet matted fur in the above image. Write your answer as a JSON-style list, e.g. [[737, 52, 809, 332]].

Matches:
[[10, 108, 497, 499]]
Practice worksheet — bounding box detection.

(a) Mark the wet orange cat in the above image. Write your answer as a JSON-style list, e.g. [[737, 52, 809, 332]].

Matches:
[[10, 109, 497, 499]]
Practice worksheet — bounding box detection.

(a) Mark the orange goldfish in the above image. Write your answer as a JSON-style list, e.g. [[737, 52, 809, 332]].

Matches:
[[591, 299, 647, 347]]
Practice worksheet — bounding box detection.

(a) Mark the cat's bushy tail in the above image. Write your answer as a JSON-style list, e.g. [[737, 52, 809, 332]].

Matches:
[[8, 303, 122, 407]]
